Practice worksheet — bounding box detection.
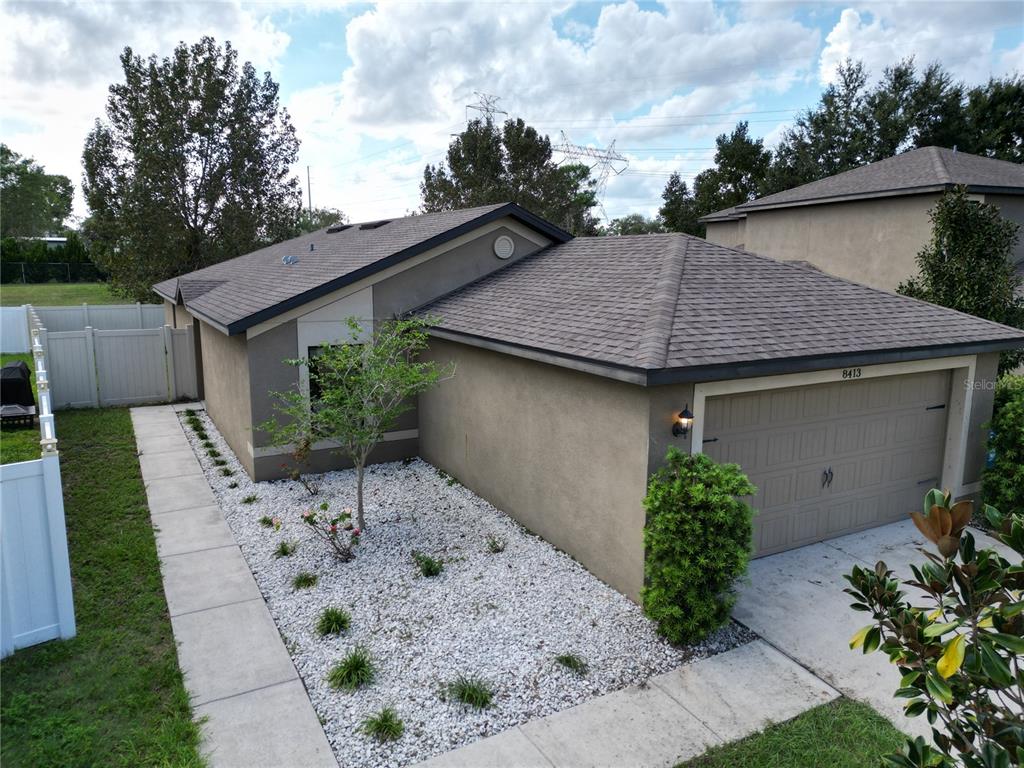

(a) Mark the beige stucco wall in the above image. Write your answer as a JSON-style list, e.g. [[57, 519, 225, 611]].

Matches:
[[704, 218, 746, 249], [986, 194, 1024, 267], [419, 339, 652, 600], [199, 320, 254, 476], [963, 352, 1000, 487], [741, 194, 941, 291]]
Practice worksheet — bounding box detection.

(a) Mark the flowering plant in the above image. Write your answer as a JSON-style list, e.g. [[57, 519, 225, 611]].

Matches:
[[302, 502, 359, 561]]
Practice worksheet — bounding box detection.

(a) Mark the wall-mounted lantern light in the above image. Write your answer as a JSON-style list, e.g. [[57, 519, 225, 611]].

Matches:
[[672, 405, 694, 438]]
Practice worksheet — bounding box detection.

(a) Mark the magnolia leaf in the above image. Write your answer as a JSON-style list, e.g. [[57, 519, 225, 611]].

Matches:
[[936, 634, 966, 679], [923, 621, 960, 638], [925, 674, 953, 705], [850, 624, 872, 650]]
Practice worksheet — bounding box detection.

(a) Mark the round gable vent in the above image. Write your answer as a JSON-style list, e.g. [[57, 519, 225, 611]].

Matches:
[[493, 235, 515, 260]]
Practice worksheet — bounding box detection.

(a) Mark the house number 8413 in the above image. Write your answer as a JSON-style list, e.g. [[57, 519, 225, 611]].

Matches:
[[842, 367, 862, 380]]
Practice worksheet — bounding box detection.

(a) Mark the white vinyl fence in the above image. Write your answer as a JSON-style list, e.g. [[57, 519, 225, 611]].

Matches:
[[1, 303, 165, 352], [1, 328, 76, 658], [27, 306, 198, 409]]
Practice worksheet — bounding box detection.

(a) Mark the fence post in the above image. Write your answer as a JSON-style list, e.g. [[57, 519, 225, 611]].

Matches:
[[135, 302, 143, 328], [163, 325, 177, 402], [83, 302, 90, 328], [84, 327, 100, 408]]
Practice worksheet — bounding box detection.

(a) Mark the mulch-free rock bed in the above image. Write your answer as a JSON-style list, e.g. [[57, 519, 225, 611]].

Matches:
[[180, 410, 754, 768]]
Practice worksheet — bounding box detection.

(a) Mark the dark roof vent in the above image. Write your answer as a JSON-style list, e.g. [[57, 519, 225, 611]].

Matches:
[[327, 223, 352, 233], [282, 254, 300, 265], [358, 219, 391, 230]]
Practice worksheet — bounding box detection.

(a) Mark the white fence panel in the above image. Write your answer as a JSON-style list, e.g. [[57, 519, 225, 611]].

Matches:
[[171, 327, 198, 399], [34, 303, 164, 332], [95, 329, 169, 406], [0, 327, 76, 658], [0, 306, 29, 352], [46, 331, 98, 409]]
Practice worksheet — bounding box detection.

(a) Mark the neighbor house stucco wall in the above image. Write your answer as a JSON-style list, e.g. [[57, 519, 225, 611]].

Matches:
[[199, 320, 254, 476], [985, 194, 1024, 266], [740, 194, 940, 291], [704, 219, 745, 249], [963, 352, 1000, 488], [418, 339, 651, 600]]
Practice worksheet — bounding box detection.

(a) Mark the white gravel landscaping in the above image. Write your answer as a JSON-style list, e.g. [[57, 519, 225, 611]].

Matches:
[[180, 409, 754, 768]]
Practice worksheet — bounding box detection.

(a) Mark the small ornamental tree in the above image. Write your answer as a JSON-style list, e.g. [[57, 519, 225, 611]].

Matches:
[[642, 449, 755, 644], [898, 186, 1024, 372], [262, 316, 451, 530], [845, 490, 1024, 768]]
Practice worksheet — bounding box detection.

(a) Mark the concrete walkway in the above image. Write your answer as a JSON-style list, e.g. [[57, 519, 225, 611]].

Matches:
[[132, 405, 336, 768], [735, 520, 1014, 741], [415, 640, 838, 768]]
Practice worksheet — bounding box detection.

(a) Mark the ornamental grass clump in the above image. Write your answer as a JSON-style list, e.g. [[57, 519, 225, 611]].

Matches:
[[292, 570, 316, 589], [845, 493, 1024, 767], [412, 551, 443, 577], [554, 653, 588, 676], [327, 647, 375, 691], [302, 502, 360, 561], [641, 448, 755, 645], [316, 606, 351, 636], [446, 676, 493, 709], [360, 707, 403, 742]]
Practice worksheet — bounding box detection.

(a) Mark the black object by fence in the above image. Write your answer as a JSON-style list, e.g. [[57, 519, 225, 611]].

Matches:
[[1, 262, 106, 284]]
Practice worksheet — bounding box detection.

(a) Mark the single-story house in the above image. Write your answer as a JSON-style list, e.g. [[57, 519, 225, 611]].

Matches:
[[156, 202, 1024, 599], [701, 147, 1024, 292]]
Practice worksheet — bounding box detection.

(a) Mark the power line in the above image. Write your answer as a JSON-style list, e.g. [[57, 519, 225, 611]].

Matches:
[[553, 131, 629, 224], [466, 91, 508, 123]]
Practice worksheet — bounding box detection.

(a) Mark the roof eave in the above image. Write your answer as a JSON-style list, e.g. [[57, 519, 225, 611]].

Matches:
[[737, 182, 1024, 214], [218, 203, 573, 335], [428, 327, 1024, 388]]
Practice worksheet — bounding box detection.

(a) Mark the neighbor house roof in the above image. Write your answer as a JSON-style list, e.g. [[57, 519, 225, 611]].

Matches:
[[153, 203, 571, 334], [423, 233, 1024, 385], [700, 146, 1024, 223]]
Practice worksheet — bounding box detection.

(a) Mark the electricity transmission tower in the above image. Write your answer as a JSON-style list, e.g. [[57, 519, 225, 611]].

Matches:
[[466, 92, 507, 123], [553, 131, 628, 223]]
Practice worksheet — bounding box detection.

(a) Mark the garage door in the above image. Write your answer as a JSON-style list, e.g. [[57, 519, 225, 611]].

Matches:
[[703, 370, 951, 556]]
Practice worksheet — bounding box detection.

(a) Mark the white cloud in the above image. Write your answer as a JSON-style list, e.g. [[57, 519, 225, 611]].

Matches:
[[0, 1, 290, 217]]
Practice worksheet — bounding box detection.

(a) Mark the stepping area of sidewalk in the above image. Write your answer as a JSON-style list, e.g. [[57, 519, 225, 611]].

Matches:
[[414, 639, 839, 768], [131, 405, 336, 768]]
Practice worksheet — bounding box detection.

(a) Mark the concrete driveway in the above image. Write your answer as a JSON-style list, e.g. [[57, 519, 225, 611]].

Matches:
[[734, 520, 1011, 740]]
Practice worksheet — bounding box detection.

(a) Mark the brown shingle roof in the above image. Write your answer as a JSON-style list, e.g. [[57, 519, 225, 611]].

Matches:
[[153, 203, 571, 333], [699, 147, 1024, 222], [424, 233, 1024, 379]]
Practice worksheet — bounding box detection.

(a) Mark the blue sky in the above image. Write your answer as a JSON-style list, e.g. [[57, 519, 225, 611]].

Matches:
[[2, 1, 1021, 223]]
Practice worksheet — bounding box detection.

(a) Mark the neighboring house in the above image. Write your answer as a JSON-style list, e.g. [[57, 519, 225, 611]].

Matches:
[[156, 203, 1024, 599], [701, 147, 1024, 292]]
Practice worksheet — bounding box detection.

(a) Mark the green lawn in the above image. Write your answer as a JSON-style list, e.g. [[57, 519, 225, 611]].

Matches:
[[680, 699, 906, 768], [0, 408, 205, 767], [0, 353, 40, 465], [0, 282, 122, 306]]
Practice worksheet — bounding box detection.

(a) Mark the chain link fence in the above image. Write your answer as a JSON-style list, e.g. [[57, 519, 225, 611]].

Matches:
[[1, 262, 106, 283]]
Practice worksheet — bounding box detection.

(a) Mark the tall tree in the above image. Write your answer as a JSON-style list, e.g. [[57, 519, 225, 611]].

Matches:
[[659, 172, 701, 236], [962, 76, 1024, 163], [296, 206, 346, 234], [691, 122, 772, 216], [421, 117, 599, 235], [604, 213, 664, 236], [898, 187, 1024, 372], [0, 145, 73, 238], [82, 37, 301, 300]]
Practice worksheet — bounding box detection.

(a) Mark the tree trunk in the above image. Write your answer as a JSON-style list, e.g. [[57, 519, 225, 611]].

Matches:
[[356, 462, 366, 530]]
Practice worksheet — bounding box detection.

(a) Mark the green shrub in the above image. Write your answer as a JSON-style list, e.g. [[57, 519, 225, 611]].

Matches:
[[485, 534, 506, 553], [316, 606, 351, 636], [983, 375, 1023, 516], [446, 676, 493, 709], [412, 551, 443, 577], [327, 647, 375, 690], [274, 540, 296, 558], [292, 570, 317, 588], [360, 707, 403, 742], [642, 448, 755, 645], [207, 448, 221, 458], [554, 653, 588, 675], [241, 494, 259, 504], [259, 515, 275, 528], [219, 467, 234, 477]]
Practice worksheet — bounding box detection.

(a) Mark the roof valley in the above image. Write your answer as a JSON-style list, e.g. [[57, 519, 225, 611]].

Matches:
[[635, 235, 688, 368]]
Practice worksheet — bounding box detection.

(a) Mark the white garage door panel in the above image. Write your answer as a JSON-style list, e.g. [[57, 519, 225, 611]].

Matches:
[[704, 370, 951, 556]]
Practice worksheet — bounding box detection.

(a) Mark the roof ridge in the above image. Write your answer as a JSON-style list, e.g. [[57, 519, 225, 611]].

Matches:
[[635, 235, 688, 368], [928, 146, 952, 185]]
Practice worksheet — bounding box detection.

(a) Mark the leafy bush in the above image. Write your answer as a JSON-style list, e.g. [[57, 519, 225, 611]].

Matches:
[[642, 448, 755, 644], [327, 647, 375, 691], [291, 570, 317, 589], [983, 375, 1023, 517], [845, 492, 1024, 767], [316, 606, 351, 636], [302, 502, 360, 561], [412, 551, 443, 577], [360, 707, 403, 742], [554, 653, 588, 675], [446, 676, 493, 709]]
